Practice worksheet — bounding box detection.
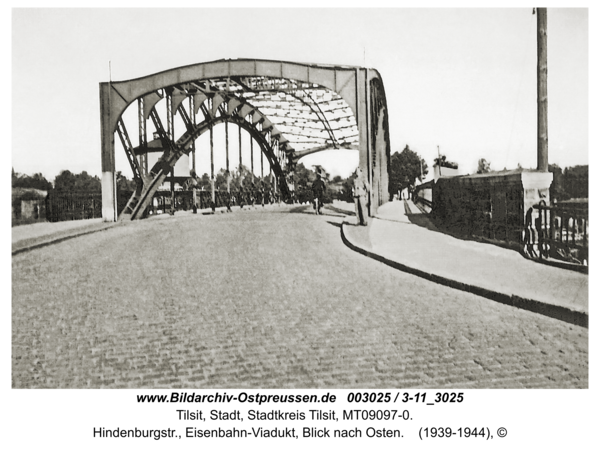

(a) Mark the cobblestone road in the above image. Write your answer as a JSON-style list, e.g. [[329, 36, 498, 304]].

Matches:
[[12, 206, 588, 388]]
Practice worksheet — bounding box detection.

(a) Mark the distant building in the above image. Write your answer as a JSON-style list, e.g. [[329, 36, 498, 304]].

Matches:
[[12, 188, 48, 223]]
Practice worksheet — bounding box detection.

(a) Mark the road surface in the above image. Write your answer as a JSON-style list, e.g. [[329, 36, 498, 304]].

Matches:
[[12, 204, 588, 388]]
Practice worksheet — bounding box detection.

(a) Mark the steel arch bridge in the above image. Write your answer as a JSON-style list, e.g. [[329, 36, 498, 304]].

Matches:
[[100, 59, 391, 221]]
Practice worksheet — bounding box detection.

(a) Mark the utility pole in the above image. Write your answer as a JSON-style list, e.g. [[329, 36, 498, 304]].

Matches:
[[536, 7, 549, 172]]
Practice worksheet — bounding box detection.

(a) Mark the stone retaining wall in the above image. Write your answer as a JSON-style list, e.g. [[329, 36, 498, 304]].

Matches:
[[431, 169, 553, 244]]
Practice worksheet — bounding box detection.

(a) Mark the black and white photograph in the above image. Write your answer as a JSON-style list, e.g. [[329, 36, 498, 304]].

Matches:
[[8, 4, 595, 447]]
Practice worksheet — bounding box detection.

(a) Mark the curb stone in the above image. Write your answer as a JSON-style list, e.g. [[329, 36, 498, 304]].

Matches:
[[12, 224, 119, 256], [340, 221, 588, 328]]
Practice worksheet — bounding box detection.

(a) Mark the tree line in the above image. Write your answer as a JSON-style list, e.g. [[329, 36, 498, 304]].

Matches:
[[13, 157, 588, 205], [388, 145, 429, 196], [385, 148, 588, 202], [549, 164, 588, 201], [12, 168, 103, 192], [473, 160, 588, 200], [11, 165, 339, 203]]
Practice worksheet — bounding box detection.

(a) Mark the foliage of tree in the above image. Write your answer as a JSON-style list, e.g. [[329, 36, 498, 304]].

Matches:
[[12, 168, 52, 191], [389, 145, 428, 194], [199, 173, 211, 189], [476, 158, 491, 174], [215, 171, 228, 191], [548, 164, 588, 201], [290, 163, 310, 190], [188, 165, 276, 195], [287, 163, 312, 203], [278, 163, 334, 203], [548, 164, 567, 201], [54, 170, 101, 192], [338, 172, 358, 202], [116, 171, 137, 192], [563, 165, 588, 199]]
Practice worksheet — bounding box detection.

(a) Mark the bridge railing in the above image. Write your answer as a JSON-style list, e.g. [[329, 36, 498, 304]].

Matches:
[[431, 173, 525, 245], [524, 200, 588, 267], [45, 191, 102, 222], [145, 189, 277, 215], [413, 181, 433, 208]]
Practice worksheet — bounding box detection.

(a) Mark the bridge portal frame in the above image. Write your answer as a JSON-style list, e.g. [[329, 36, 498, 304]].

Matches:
[[100, 58, 390, 221]]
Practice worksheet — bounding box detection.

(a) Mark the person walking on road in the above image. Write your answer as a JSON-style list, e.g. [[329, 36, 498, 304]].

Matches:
[[312, 173, 326, 215], [353, 168, 369, 226]]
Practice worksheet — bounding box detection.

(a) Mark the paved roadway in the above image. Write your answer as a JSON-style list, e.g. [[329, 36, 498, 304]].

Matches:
[[12, 205, 588, 388]]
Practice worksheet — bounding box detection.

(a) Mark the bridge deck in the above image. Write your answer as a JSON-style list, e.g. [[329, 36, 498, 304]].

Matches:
[[12, 203, 587, 388]]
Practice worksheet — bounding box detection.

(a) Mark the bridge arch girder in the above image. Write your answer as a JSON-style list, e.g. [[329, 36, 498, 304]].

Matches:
[[101, 59, 361, 134], [101, 59, 390, 221], [129, 88, 293, 170], [176, 114, 290, 195]]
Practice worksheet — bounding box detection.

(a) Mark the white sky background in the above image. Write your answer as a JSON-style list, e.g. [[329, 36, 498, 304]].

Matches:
[[11, 7, 589, 182]]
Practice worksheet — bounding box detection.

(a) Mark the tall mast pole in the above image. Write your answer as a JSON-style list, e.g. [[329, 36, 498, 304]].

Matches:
[[536, 7, 549, 172], [437, 145, 441, 178]]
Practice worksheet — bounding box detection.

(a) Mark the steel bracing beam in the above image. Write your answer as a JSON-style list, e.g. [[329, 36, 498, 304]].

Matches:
[[121, 96, 291, 220], [115, 118, 145, 217], [137, 98, 148, 176], [230, 76, 356, 151], [118, 106, 180, 220], [116, 118, 142, 182]]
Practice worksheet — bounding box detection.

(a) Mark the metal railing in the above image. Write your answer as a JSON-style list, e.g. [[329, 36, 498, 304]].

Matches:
[[524, 200, 588, 266], [146, 189, 277, 215], [45, 191, 102, 222], [413, 181, 433, 208]]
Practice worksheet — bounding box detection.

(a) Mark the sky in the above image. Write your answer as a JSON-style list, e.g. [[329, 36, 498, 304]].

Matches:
[[11, 7, 590, 183]]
